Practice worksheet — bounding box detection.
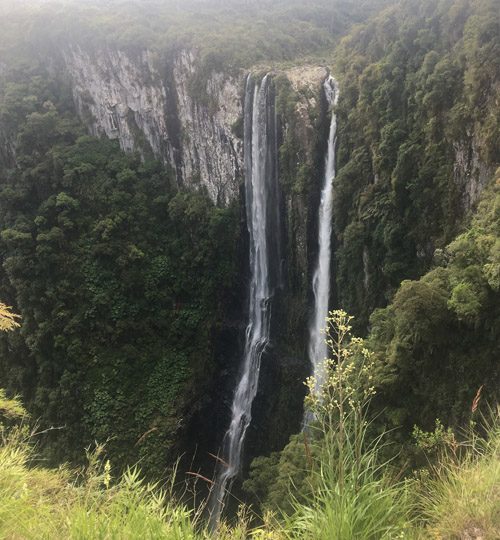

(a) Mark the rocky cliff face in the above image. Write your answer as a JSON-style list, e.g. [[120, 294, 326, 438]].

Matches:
[[63, 46, 244, 205], [283, 65, 328, 288], [62, 46, 329, 209], [454, 134, 492, 212]]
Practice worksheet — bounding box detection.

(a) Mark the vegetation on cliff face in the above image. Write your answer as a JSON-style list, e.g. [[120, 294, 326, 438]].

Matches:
[[368, 168, 500, 437], [0, 61, 239, 473], [325, 0, 500, 445], [333, 0, 499, 328]]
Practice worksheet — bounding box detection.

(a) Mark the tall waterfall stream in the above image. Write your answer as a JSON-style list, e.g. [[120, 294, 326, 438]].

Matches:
[[210, 74, 280, 524], [307, 76, 339, 402], [210, 73, 338, 522]]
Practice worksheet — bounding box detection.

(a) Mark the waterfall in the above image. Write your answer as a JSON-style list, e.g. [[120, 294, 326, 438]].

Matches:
[[209, 73, 279, 525], [308, 75, 339, 399]]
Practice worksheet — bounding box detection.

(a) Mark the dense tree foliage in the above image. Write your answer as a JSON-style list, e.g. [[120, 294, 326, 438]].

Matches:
[[368, 167, 500, 435], [333, 0, 499, 328], [0, 62, 239, 473]]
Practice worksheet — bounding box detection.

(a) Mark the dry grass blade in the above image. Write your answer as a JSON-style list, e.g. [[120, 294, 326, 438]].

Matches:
[[186, 471, 214, 485], [471, 385, 484, 414], [208, 452, 229, 468]]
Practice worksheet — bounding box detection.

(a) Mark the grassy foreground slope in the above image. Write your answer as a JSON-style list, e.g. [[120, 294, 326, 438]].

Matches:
[[0, 377, 498, 538], [1, 306, 498, 539]]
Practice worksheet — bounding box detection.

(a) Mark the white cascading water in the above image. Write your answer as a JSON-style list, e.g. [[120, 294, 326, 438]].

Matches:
[[209, 74, 277, 525], [308, 75, 339, 398]]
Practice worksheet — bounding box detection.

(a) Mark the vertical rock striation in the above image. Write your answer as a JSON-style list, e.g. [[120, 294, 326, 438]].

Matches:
[[63, 46, 244, 204]]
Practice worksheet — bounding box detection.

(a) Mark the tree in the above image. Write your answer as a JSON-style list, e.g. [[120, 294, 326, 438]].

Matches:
[[0, 303, 20, 332], [0, 302, 25, 420]]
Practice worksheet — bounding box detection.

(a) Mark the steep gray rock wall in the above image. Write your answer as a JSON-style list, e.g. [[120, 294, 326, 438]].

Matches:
[[63, 47, 171, 158], [62, 45, 331, 210], [454, 134, 492, 211], [63, 46, 244, 205], [284, 66, 328, 287], [62, 47, 330, 207], [173, 51, 244, 205]]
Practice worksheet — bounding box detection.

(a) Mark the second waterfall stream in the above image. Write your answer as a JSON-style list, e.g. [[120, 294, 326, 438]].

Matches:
[[308, 76, 339, 402], [209, 73, 280, 525]]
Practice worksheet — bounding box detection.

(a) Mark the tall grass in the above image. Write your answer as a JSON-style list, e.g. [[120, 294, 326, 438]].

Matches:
[[414, 409, 500, 539], [0, 429, 199, 539], [282, 414, 411, 539], [0, 427, 278, 539], [0, 397, 498, 539], [282, 311, 412, 539], [2, 414, 498, 539]]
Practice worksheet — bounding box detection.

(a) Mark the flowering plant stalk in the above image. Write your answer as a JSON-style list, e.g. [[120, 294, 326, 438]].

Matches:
[[305, 310, 376, 492]]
